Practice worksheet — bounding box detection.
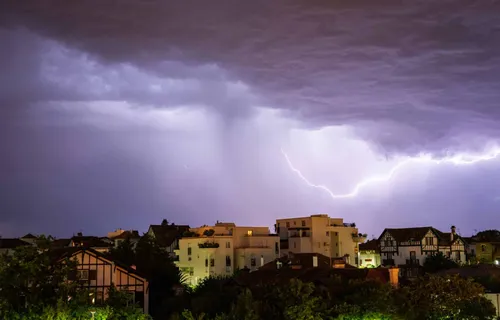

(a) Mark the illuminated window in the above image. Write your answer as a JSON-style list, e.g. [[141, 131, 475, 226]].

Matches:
[[247, 230, 253, 236]]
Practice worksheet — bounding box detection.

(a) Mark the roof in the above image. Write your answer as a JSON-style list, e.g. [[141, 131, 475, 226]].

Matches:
[[359, 239, 379, 252], [21, 233, 37, 239], [51, 238, 71, 248], [235, 266, 392, 287], [0, 238, 31, 249], [148, 224, 190, 247], [70, 236, 113, 248], [381, 227, 434, 242], [381, 227, 464, 246], [56, 247, 147, 279], [112, 230, 140, 240]]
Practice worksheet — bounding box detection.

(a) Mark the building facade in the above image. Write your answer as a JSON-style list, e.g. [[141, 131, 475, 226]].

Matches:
[[62, 248, 149, 313], [175, 222, 279, 286], [147, 224, 190, 257], [359, 239, 381, 268], [276, 214, 366, 266], [379, 226, 467, 267]]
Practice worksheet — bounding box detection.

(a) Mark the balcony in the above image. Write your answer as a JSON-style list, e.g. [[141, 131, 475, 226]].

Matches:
[[406, 259, 420, 266], [290, 231, 311, 238], [382, 259, 395, 266], [198, 242, 220, 249]]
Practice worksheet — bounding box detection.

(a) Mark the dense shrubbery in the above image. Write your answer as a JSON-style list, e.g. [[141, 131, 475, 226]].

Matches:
[[169, 274, 496, 320]]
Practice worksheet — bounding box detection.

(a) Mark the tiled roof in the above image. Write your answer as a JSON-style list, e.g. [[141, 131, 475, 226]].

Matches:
[[235, 266, 392, 287], [0, 238, 30, 249], [149, 224, 190, 247], [112, 230, 140, 240], [382, 227, 433, 242]]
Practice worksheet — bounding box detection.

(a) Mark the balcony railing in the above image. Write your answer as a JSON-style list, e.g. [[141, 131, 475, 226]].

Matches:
[[198, 242, 220, 249], [406, 259, 420, 266]]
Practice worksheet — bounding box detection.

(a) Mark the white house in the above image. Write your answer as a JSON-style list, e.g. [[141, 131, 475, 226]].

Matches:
[[379, 226, 467, 268]]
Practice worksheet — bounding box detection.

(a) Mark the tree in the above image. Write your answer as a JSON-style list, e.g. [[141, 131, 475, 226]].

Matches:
[[110, 237, 136, 266], [475, 229, 500, 242], [423, 252, 459, 273], [396, 274, 496, 320], [162, 219, 169, 226]]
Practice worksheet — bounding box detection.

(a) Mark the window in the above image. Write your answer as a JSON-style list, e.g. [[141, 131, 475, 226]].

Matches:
[[301, 220, 305, 226], [210, 258, 215, 267], [226, 255, 231, 266], [250, 257, 256, 267], [78, 270, 89, 280], [326, 231, 329, 237], [293, 221, 296, 225], [286, 222, 290, 228], [318, 242, 321, 248], [226, 242, 231, 248], [293, 242, 296, 249], [247, 230, 253, 236], [335, 232, 338, 236], [89, 270, 97, 281], [187, 247, 192, 255], [425, 237, 434, 246], [205, 259, 208, 267], [275, 242, 279, 254], [410, 251, 416, 260], [481, 245, 486, 252]]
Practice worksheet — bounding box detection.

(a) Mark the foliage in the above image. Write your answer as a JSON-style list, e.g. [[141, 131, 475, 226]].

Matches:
[[198, 242, 219, 248], [397, 274, 496, 320], [423, 252, 459, 273], [202, 229, 215, 237], [0, 242, 151, 319], [109, 234, 186, 319], [474, 230, 500, 242]]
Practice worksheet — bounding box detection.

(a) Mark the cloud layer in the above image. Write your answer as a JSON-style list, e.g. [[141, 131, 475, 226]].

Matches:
[[1, 1, 500, 237]]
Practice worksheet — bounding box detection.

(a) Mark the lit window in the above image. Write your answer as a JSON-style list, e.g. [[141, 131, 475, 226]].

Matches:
[[247, 230, 253, 236]]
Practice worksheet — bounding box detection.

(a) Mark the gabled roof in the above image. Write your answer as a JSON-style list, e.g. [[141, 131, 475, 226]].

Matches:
[[380, 227, 434, 243], [148, 224, 190, 247], [0, 238, 31, 249], [51, 238, 71, 248], [21, 233, 37, 239], [112, 230, 140, 240], [56, 247, 147, 279]]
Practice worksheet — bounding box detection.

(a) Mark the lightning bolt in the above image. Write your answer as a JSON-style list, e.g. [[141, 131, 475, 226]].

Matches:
[[281, 147, 500, 199]]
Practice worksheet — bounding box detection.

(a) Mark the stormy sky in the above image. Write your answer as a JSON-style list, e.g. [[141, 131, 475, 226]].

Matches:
[[1, 1, 500, 238]]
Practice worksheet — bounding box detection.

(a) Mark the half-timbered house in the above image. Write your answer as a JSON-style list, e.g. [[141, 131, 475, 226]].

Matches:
[[379, 226, 467, 268], [59, 248, 149, 313]]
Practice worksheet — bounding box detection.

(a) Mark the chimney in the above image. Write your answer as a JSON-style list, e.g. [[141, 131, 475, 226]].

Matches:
[[312, 255, 318, 267], [77, 232, 83, 237], [451, 226, 456, 242], [131, 265, 136, 270], [388, 267, 399, 288]]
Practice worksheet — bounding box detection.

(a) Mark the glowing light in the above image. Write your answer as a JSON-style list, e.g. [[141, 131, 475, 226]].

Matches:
[[281, 147, 500, 199]]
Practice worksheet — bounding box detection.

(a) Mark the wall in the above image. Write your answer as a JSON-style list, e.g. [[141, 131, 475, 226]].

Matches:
[[485, 293, 500, 318], [359, 251, 381, 268]]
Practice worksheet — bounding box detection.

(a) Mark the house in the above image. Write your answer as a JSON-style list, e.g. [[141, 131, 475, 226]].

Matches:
[[475, 241, 500, 264], [69, 233, 114, 253], [107, 229, 141, 248], [276, 214, 366, 266], [147, 224, 190, 257], [379, 226, 467, 269], [20, 233, 38, 245], [174, 222, 280, 286], [359, 239, 381, 268], [0, 238, 31, 255], [58, 247, 149, 313]]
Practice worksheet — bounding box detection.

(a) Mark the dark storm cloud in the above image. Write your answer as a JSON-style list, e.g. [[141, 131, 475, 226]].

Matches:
[[2, 1, 500, 237], [3, 0, 500, 151]]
